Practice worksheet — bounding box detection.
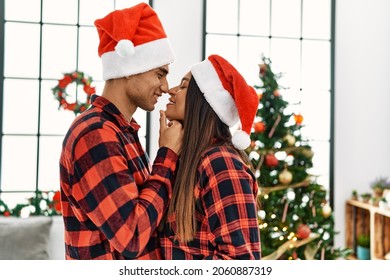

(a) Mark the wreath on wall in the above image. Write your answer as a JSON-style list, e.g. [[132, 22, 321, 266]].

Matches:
[[52, 71, 96, 115]]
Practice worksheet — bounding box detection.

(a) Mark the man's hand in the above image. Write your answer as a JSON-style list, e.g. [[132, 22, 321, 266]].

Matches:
[[159, 110, 183, 155]]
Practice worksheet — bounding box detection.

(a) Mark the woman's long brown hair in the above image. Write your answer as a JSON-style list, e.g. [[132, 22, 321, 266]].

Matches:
[[167, 77, 252, 242]]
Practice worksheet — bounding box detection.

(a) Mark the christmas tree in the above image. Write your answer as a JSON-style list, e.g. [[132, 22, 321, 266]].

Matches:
[[246, 55, 351, 260]]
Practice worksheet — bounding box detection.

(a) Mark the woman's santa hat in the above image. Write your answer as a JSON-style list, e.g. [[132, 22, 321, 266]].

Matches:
[[94, 3, 175, 81], [191, 55, 259, 150]]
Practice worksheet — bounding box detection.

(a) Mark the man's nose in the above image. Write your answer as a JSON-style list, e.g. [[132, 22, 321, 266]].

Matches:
[[160, 78, 169, 93]]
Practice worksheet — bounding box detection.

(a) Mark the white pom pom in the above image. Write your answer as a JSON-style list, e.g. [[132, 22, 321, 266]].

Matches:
[[115, 39, 135, 57], [232, 130, 250, 150]]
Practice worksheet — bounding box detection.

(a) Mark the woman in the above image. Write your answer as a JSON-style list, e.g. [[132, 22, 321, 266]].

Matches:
[[158, 55, 261, 259]]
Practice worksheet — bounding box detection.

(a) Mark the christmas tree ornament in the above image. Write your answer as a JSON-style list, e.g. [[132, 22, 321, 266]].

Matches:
[[268, 114, 282, 138], [296, 224, 311, 239], [279, 168, 293, 185], [281, 202, 289, 222], [284, 134, 296, 146], [258, 210, 266, 220], [258, 93, 263, 101], [301, 148, 314, 158], [287, 189, 296, 201], [249, 151, 260, 161], [259, 64, 267, 75], [322, 204, 332, 218], [273, 89, 280, 97], [254, 122, 266, 133], [294, 113, 304, 125], [265, 153, 279, 167]]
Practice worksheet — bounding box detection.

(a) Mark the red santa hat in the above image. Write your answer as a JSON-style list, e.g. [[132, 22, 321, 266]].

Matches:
[[191, 55, 259, 150], [94, 3, 175, 81]]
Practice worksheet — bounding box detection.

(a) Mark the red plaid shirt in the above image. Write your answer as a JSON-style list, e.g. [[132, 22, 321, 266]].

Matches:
[[59, 95, 178, 259], [159, 145, 261, 259]]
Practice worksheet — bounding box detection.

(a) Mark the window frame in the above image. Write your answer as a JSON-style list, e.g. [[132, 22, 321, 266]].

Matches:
[[0, 0, 151, 207], [202, 0, 336, 208]]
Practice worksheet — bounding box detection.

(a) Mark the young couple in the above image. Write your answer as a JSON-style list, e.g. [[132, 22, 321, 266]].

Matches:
[[59, 3, 260, 260]]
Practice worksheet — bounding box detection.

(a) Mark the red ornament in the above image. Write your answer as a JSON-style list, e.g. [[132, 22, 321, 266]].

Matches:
[[292, 251, 298, 260], [3, 211, 10, 217], [265, 154, 279, 167], [294, 114, 304, 125], [254, 122, 265, 133], [259, 64, 267, 76], [296, 224, 311, 239]]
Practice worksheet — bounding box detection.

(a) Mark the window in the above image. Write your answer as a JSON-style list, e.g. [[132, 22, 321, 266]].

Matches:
[[0, 0, 150, 210], [204, 0, 334, 197]]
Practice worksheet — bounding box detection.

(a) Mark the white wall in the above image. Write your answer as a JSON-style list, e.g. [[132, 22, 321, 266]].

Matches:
[[149, 0, 204, 159], [334, 0, 390, 247], [151, 0, 390, 251]]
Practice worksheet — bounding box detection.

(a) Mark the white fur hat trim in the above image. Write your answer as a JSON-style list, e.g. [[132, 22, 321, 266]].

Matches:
[[115, 39, 135, 57]]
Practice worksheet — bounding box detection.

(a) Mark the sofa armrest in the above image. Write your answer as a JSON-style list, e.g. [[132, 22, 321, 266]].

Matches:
[[48, 216, 65, 260]]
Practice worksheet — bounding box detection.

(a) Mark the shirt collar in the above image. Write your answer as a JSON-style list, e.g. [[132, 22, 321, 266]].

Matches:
[[90, 94, 141, 132]]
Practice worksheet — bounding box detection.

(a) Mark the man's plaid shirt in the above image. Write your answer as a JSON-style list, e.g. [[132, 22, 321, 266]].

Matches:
[[159, 145, 261, 259], [59, 95, 178, 259]]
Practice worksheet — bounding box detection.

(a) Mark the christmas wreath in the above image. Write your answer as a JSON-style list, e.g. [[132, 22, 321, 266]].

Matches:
[[52, 71, 95, 115]]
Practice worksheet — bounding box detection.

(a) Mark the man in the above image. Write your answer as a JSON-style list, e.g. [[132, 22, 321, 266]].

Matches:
[[59, 3, 183, 260]]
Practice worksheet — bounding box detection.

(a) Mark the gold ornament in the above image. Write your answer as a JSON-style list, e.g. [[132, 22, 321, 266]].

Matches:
[[279, 168, 293, 185], [322, 204, 332, 218], [302, 148, 314, 159], [284, 134, 296, 146]]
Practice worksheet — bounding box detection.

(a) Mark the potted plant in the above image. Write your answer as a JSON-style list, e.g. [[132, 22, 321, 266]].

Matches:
[[359, 193, 371, 203], [369, 196, 378, 206], [370, 177, 390, 198], [356, 234, 370, 260], [379, 197, 388, 210], [351, 190, 358, 200]]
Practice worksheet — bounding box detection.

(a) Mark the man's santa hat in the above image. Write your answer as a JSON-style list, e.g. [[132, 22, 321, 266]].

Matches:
[[191, 55, 259, 150], [94, 3, 175, 81]]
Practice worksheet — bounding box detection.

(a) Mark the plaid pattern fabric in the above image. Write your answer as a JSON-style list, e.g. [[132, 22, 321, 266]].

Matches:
[[159, 145, 261, 259], [60, 95, 178, 259]]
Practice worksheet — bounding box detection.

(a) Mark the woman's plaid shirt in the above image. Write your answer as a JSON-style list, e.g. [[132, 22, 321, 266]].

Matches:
[[159, 145, 261, 259], [59, 95, 178, 259]]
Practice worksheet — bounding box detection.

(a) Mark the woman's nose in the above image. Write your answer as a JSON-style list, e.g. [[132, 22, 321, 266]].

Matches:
[[168, 86, 179, 96]]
